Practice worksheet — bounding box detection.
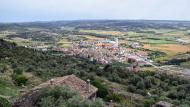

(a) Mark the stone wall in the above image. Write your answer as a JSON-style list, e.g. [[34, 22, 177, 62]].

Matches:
[[13, 89, 43, 107]]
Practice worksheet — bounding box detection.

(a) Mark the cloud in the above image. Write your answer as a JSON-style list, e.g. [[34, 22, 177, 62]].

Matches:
[[0, 0, 190, 22]]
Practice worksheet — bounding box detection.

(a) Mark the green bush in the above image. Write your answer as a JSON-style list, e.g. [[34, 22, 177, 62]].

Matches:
[[0, 97, 11, 107], [107, 93, 123, 102], [0, 64, 9, 73], [143, 98, 156, 107], [39, 96, 57, 107], [136, 81, 145, 89], [13, 67, 24, 75], [136, 89, 147, 96], [167, 90, 177, 99], [144, 76, 153, 89], [14, 75, 28, 86], [127, 85, 136, 93], [91, 79, 108, 99], [38, 86, 105, 107]]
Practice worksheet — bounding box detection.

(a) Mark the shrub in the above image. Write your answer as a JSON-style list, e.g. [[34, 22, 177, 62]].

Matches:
[[38, 86, 105, 107], [108, 72, 121, 83], [129, 75, 142, 85], [0, 97, 11, 107], [167, 90, 177, 99], [127, 85, 136, 93], [0, 64, 9, 73], [107, 93, 123, 102], [14, 75, 28, 86], [136, 81, 145, 89], [41, 86, 77, 100], [143, 98, 156, 107], [91, 79, 108, 99], [144, 76, 153, 89], [136, 89, 147, 96], [13, 67, 24, 75], [177, 90, 186, 100], [39, 96, 57, 107]]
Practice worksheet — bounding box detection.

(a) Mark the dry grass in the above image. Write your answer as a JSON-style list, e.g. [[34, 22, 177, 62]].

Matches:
[[5, 37, 32, 46], [0, 31, 17, 38], [144, 44, 190, 55], [58, 38, 72, 48], [162, 30, 187, 37], [83, 35, 103, 40]]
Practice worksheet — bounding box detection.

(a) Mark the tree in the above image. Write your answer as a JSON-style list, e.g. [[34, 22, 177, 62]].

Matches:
[[167, 90, 177, 99], [144, 76, 152, 89], [67, 95, 83, 107], [91, 79, 108, 99], [129, 75, 142, 85], [14, 75, 28, 86], [177, 90, 186, 100], [38, 86, 105, 107], [143, 98, 156, 107], [13, 67, 24, 75], [107, 93, 123, 102], [136, 89, 147, 96], [136, 81, 145, 89], [0, 64, 9, 73], [39, 96, 56, 107], [109, 72, 121, 83], [127, 85, 136, 93], [92, 98, 106, 107]]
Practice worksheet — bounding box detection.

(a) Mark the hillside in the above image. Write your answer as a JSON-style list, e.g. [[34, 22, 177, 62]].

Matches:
[[0, 39, 105, 106], [0, 20, 190, 107], [0, 39, 190, 107]]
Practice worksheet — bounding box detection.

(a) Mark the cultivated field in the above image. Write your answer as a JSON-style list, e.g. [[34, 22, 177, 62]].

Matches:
[[144, 44, 190, 55]]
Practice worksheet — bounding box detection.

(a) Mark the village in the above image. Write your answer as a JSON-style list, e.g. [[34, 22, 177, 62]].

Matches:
[[51, 37, 190, 75], [53, 38, 152, 70]]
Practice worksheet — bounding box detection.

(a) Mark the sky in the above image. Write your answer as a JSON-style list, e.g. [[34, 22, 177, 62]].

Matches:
[[0, 0, 190, 22]]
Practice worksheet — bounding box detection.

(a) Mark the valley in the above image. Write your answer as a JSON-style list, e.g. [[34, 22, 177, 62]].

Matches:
[[0, 20, 190, 107]]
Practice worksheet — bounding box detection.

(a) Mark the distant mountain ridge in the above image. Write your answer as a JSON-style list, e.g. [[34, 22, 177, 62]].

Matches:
[[0, 20, 190, 31]]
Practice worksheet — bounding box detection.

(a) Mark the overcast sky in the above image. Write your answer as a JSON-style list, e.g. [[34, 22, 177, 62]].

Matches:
[[0, 0, 190, 22]]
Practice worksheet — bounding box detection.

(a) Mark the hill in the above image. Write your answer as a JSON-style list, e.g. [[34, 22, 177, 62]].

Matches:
[[1, 39, 190, 106]]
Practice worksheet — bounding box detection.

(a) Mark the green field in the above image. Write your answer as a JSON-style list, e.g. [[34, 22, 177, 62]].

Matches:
[[0, 80, 18, 98], [57, 37, 72, 48], [139, 39, 176, 44]]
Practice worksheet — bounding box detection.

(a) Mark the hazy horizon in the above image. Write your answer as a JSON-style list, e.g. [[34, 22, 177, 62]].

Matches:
[[0, 0, 190, 22]]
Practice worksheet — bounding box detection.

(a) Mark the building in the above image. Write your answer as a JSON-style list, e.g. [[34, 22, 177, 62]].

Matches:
[[113, 38, 119, 48], [34, 74, 98, 99], [129, 42, 144, 49], [127, 55, 148, 66], [95, 38, 119, 48], [176, 39, 188, 44], [13, 75, 98, 107]]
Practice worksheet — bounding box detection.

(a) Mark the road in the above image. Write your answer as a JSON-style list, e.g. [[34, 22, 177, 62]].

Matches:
[[141, 57, 190, 79]]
